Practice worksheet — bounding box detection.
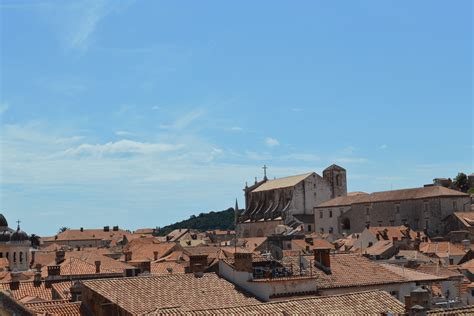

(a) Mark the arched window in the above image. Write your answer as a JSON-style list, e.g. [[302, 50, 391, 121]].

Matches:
[[19, 252, 23, 263], [13, 252, 16, 263]]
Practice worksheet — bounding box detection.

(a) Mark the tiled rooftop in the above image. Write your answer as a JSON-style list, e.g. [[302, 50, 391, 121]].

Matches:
[[24, 300, 83, 316], [152, 290, 404, 315], [82, 273, 260, 314], [123, 238, 178, 261], [0, 280, 70, 301]]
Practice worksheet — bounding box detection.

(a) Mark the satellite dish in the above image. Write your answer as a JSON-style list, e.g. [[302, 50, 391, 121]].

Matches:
[[270, 245, 283, 260]]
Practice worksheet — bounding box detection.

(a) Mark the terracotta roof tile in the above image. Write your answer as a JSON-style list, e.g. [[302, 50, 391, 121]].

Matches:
[[316, 186, 468, 207], [24, 300, 83, 315], [82, 273, 260, 314], [154, 290, 404, 315], [150, 261, 186, 275], [0, 281, 68, 301], [123, 238, 178, 261]]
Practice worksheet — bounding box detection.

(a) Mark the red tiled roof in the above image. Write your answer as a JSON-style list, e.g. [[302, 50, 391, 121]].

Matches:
[[82, 273, 260, 314], [24, 300, 83, 315], [419, 242, 467, 257], [150, 261, 186, 276], [154, 290, 404, 315], [123, 238, 178, 261]]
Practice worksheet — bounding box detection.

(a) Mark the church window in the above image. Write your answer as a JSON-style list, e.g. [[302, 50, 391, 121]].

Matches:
[[13, 252, 16, 263], [320, 211, 323, 219], [19, 252, 23, 263], [329, 210, 333, 218]]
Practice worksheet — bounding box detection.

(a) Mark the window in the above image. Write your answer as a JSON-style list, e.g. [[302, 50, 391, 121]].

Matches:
[[308, 225, 312, 231], [471, 289, 474, 296], [13, 252, 16, 263], [19, 252, 23, 263], [395, 204, 400, 214], [329, 210, 333, 218], [320, 211, 323, 219], [366, 207, 370, 215], [336, 175, 341, 186], [329, 227, 334, 233], [449, 258, 454, 265], [320, 228, 324, 233], [0, 253, 2, 258]]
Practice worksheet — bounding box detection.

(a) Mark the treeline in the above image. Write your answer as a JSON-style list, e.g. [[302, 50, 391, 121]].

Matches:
[[155, 207, 236, 236]]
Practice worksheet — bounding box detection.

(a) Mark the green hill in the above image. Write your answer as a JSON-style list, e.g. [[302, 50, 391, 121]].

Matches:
[[156, 207, 237, 236]]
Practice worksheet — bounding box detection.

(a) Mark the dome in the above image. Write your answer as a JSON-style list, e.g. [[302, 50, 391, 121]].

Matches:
[[0, 230, 11, 242], [0, 214, 8, 227], [11, 228, 28, 242]]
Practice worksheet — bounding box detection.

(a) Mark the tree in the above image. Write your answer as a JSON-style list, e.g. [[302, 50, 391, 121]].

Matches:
[[453, 173, 469, 193], [58, 226, 70, 233]]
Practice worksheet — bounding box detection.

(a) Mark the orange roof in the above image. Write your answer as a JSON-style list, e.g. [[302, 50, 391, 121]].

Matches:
[[163, 290, 404, 315], [0, 281, 69, 301], [46, 228, 131, 243], [41, 250, 134, 277], [123, 238, 178, 261], [419, 242, 466, 257], [317, 186, 468, 208], [82, 273, 260, 314], [453, 212, 474, 228], [24, 300, 83, 316], [151, 261, 187, 276]]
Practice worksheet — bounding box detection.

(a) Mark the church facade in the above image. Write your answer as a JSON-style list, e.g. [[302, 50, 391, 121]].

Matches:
[[236, 164, 347, 237], [0, 214, 31, 272]]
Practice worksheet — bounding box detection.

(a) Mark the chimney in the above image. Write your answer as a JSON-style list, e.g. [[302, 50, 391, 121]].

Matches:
[[80, 227, 83, 232], [188, 254, 208, 274], [47, 265, 61, 277], [94, 260, 101, 273], [140, 261, 151, 274], [33, 271, 41, 284], [103, 226, 109, 232], [234, 252, 253, 273], [113, 225, 119, 231], [55, 250, 65, 264], [125, 251, 132, 261], [313, 247, 331, 274], [153, 251, 159, 261], [70, 281, 82, 302]]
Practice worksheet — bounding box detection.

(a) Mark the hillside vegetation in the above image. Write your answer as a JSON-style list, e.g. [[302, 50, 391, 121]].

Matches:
[[156, 207, 236, 236]]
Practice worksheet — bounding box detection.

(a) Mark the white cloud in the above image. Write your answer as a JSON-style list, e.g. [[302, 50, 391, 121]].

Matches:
[[0, 102, 9, 114], [265, 137, 279, 148], [229, 127, 243, 132], [62, 139, 184, 156], [115, 131, 133, 136], [172, 109, 204, 130]]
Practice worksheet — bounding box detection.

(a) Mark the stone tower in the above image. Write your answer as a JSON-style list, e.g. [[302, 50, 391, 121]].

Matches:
[[323, 164, 347, 198]]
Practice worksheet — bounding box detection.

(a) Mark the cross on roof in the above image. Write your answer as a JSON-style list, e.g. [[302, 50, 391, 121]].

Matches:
[[262, 165, 268, 179], [16, 219, 21, 229]]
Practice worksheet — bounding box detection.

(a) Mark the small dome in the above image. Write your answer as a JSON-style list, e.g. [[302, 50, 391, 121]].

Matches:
[[0, 230, 11, 242], [0, 214, 8, 227], [11, 228, 28, 242]]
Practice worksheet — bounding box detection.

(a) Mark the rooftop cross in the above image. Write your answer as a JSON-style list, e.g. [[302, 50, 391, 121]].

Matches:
[[262, 164, 268, 180], [16, 219, 21, 229]]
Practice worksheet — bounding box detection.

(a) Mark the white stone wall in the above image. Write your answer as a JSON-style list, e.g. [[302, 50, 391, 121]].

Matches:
[[0, 242, 31, 271]]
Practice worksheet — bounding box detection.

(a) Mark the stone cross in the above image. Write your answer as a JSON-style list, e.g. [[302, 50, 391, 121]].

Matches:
[[262, 165, 268, 179]]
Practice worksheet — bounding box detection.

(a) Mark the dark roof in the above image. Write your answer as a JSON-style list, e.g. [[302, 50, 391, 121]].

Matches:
[[0, 214, 8, 227], [316, 186, 468, 208]]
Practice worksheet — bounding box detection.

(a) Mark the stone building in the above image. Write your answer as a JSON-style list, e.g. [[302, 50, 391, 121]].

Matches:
[[237, 164, 347, 237], [0, 214, 31, 272], [314, 186, 471, 237]]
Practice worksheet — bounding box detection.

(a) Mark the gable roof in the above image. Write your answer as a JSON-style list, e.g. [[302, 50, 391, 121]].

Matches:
[[453, 212, 474, 227], [251, 172, 314, 193], [316, 186, 468, 208]]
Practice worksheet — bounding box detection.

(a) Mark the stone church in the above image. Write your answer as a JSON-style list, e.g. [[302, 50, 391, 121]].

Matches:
[[236, 164, 347, 237]]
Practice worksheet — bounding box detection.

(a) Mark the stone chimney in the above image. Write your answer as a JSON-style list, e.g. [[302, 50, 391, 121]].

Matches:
[[406, 287, 430, 315], [94, 260, 101, 273], [314, 247, 331, 274], [70, 281, 82, 302], [188, 255, 208, 274], [103, 226, 109, 232], [153, 251, 159, 261], [33, 271, 41, 285], [80, 227, 83, 232], [234, 252, 253, 273], [55, 250, 65, 264], [47, 265, 61, 277]]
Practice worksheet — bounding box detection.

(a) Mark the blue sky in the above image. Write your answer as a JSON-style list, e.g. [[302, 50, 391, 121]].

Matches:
[[0, 1, 472, 236]]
